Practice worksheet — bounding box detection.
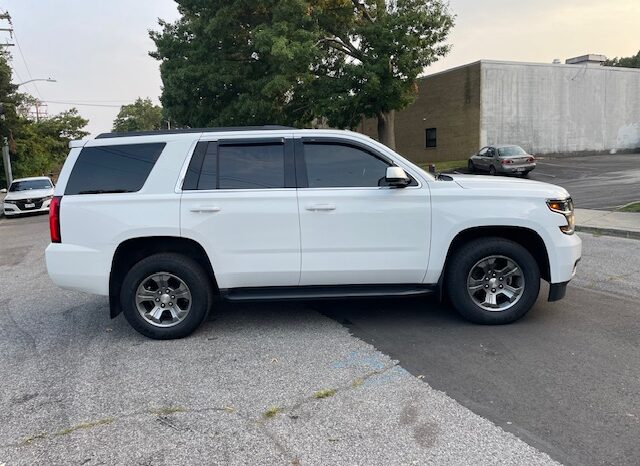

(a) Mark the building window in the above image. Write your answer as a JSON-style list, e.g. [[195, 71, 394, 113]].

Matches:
[[425, 128, 437, 148]]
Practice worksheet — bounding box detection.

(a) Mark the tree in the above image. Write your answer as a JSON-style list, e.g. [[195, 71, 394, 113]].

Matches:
[[113, 97, 164, 132], [604, 50, 640, 68], [150, 1, 318, 128], [151, 0, 454, 148]]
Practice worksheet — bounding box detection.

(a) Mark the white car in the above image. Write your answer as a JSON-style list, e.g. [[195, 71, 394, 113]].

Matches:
[[2, 176, 55, 216], [45, 127, 581, 339]]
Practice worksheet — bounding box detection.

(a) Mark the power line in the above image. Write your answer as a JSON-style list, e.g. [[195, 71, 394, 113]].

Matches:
[[12, 29, 42, 99], [42, 100, 123, 108]]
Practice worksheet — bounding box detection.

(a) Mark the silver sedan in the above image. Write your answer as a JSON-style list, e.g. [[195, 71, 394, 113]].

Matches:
[[468, 145, 536, 176]]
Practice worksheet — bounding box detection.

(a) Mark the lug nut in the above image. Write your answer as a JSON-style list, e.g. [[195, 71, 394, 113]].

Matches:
[[491, 288, 496, 292], [166, 289, 170, 293], [171, 295, 175, 299], [499, 277, 503, 281], [161, 303, 165, 308], [155, 298, 159, 302], [485, 284, 489, 288], [157, 290, 161, 294], [499, 284, 503, 288], [169, 302, 173, 306]]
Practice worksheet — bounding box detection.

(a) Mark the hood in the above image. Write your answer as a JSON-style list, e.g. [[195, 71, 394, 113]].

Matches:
[[4, 188, 54, 201], [449, 174, 570, 199]]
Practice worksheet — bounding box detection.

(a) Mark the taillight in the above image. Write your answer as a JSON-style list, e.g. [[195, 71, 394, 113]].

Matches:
[[528, 157, 535, 163], [501, 159, 514, 165], [49, 196, 62, 243]]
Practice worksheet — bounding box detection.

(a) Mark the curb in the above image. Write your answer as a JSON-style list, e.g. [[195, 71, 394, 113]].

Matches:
[[576, 225, 640, 241]]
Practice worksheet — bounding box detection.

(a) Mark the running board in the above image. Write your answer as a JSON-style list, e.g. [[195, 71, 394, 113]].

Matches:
[[220, 284, 436, 302]]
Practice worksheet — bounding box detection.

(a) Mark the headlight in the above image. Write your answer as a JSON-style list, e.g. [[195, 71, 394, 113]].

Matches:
[[3, 199, 17, 204], [547, 198, 574, 235], [44, 195, 53, 201]]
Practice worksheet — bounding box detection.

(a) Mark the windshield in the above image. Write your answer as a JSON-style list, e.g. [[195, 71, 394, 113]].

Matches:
[[9, 179, 53, 192], [498, 146, 526, 157]]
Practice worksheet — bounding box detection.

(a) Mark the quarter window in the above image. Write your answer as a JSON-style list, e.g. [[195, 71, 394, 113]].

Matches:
[[65, 143, 165, 195], [303, 143, 390, 188]]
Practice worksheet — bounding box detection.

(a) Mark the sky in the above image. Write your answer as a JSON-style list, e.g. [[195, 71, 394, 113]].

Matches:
[[3, 0, 639, 136]]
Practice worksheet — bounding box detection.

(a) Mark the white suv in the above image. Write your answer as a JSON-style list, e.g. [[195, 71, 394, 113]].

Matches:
[[45, 127, 581, 339]]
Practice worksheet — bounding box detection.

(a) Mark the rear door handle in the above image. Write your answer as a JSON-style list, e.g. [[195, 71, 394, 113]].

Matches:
[[190, 206, 221, 213], [306, 204, 336, 211]]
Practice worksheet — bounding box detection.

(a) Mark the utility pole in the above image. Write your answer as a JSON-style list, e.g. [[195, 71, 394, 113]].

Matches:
[[0, 12, 14, 48], [2, 136, 11, 186]]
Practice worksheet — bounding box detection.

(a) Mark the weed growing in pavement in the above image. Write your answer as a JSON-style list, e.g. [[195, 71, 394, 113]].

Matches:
[[263, 406, 281, 418], [313, 389, 337, 399]]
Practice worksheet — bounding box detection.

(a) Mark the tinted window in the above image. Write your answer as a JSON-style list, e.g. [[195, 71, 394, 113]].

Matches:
[[65, 143, 165, 195], [197, 143, 219, 190], [9, 179, 52, 191], [425, 128, 437, 148], [218, 144, 284, 189], [304, 143, 390, 188]]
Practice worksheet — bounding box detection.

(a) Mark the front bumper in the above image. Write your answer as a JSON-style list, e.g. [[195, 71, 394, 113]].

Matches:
[[3, 199, 52, 216]]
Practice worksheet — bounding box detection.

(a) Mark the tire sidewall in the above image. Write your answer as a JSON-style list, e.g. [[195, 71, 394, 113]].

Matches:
[[446, 238, 540, 324], [120, 253, 211, 339]]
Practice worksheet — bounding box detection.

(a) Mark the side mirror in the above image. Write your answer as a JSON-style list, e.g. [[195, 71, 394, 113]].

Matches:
[[0, 188, 6, 193], [385, 166, 410, 187]]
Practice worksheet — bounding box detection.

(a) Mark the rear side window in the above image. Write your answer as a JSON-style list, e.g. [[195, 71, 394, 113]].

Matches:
[[183, 141, 286, 190], [65, 143, 165, 195]]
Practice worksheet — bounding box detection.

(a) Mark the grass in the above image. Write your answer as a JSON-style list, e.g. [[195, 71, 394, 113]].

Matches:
[[618, 202, 640, 212], [55, 418, 114, 436], [149, 406, 187, 416], [418, 159, 467, 173], [313, 389, 337, 399], [263, 406, 281, 418]]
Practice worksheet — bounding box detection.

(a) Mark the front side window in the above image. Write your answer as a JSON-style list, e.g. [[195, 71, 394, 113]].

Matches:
[[65, 143, 165, 195], [303, 143, 390, 188]]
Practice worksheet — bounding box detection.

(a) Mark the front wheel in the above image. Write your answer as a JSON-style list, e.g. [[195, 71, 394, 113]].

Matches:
[[445, 238, 540, 324], [120, 253, 213, 339]]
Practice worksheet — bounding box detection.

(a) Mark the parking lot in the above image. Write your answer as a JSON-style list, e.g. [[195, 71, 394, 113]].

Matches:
[[524, 153, 639, 210]]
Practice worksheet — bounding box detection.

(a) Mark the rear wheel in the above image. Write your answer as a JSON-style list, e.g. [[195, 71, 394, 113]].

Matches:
[[120, 253, 213, 339], [445, 238, 540, 324]]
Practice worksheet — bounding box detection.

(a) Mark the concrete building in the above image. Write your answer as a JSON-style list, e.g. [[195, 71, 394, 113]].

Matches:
[[358, 56, 640, 163]]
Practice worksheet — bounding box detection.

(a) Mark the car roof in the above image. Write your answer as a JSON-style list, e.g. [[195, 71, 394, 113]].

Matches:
[[11, 176, 52, 183], [95, 125, 294, 139], [492, 144, 523, 148]]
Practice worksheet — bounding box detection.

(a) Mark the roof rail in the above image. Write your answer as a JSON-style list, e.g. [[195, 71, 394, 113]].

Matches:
[[95, 125, 296, 139]]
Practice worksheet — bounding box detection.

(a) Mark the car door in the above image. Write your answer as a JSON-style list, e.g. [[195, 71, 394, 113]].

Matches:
[[295, 137, 430, 286], [486, 147, 497, 169], [180, 136, 301, 290], [476, 147, 488, 169]]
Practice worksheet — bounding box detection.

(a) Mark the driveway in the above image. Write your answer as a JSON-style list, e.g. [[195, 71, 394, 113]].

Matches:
[[0, 215, 556, 465]]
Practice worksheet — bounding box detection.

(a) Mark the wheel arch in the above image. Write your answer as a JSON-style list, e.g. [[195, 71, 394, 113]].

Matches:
[[109, 236, 217, 318], [438, 226, 550, 298]]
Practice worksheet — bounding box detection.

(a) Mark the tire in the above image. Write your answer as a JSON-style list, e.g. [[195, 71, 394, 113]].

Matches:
[[468, 160, 475, 173], [520, 171, 530, 177], [120, 253, 213, 339], [445, 237, 540, 324], [489, 165, 496, 175]]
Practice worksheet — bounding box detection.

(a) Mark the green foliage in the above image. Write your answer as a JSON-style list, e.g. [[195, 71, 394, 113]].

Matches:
[[113, 97, 164, 132], [603, 50, 640, 68], [150, 0, 455, 139], [0, 52, 88, 187]]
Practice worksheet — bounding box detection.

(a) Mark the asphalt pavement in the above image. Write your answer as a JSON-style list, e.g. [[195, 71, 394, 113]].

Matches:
[[317, 233, 640, 466], [0, 214, 557, 466], [527, 153, 640, 210]]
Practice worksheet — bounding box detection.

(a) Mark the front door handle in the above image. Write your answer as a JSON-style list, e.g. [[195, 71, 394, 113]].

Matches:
[[306, 204, 336, 211], [190, 206, 221, 213]]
